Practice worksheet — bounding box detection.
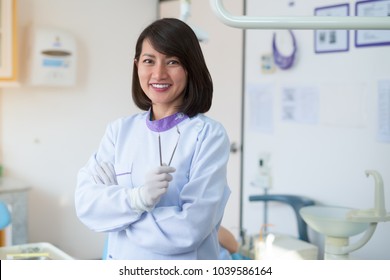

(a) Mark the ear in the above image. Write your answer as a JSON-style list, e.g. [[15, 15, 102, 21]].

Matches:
[[134, 59, 138, 67]]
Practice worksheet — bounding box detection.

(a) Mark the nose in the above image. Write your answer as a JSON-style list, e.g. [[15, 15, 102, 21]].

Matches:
[[153, 62, 168, 80]]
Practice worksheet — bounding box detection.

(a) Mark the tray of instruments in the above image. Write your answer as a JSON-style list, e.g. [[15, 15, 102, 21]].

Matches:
[[0, 242, 74, 260]]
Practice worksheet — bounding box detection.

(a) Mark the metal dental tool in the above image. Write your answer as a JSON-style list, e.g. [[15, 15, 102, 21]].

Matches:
[[158, 126, 181, 166]]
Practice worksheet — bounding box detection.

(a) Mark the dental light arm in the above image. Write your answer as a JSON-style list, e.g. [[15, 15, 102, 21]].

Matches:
[[209, 0, 390, 30]]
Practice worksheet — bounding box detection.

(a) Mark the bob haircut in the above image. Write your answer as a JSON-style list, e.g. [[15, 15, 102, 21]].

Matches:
[[132, 18, 213, 117]]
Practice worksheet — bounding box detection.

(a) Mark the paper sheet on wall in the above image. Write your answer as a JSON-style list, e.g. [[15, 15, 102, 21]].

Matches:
[[281, 86, 319, 124], [319, 83, 367, 127], [378, 80, 390, 143], [247, 84, 274, 133]]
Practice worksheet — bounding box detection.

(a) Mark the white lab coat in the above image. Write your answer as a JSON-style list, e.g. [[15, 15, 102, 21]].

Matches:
[[75, 111, 231, 259]]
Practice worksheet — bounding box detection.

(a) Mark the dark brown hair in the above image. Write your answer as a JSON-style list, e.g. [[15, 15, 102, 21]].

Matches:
[[132, 18, 213, 117]]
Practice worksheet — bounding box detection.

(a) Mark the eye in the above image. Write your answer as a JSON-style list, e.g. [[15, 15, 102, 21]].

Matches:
[[142, 58, 154, 64], [167, 59, 180, 66]]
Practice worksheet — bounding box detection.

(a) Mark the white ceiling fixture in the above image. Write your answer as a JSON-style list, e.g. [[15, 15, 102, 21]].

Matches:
[[179, 0, 209, 43], [159, 0, 209, 42]]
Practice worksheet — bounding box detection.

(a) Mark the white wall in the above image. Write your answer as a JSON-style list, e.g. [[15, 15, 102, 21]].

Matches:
[[242, 0, 390, 259], [0, 0, 158, 259]]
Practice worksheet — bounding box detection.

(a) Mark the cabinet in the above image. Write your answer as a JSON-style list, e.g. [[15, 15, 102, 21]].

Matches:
[[0, 0, 18, 85]]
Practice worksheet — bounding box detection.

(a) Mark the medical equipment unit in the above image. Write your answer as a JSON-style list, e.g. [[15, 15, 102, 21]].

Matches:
[[242, 153, 318, 260], [27, 27, 77, 86], [300, 170, 390, 260]]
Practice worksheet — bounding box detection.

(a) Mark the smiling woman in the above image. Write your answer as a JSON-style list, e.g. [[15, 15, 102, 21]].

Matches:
[[75, 18, 231, 260]]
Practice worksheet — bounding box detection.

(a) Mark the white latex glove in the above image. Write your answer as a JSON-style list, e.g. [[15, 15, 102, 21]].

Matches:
[[93, 162, 175, 213], [130, 165, 176, 212], [92, 161, 117, 186]]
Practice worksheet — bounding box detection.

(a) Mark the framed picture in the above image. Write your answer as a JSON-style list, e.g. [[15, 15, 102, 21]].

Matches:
[[314, 4, 350, 54], [355, 0, 390, 47]]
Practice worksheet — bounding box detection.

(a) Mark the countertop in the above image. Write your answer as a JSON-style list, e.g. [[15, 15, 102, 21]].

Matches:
[[0, 177, 31, 194]]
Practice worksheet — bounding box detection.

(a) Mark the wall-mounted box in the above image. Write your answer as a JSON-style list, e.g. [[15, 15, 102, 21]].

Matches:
[[28, 27, 77, 86]]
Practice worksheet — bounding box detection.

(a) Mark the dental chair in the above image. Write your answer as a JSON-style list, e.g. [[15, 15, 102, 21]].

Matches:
[[247, 194, 318, 259], [249, 194, 315, 242]]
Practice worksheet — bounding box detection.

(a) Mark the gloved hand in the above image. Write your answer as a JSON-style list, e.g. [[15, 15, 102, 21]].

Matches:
[[92, 161, 117, 186], [93, 162, 175, 213], [130, 165, 176, 212]]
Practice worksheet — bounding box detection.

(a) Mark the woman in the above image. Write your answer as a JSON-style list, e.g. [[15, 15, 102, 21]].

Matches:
[[75, 18, 231, 259]]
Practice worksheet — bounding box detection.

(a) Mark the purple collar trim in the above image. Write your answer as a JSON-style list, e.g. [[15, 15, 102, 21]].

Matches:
[[146, 111, 188, 132]]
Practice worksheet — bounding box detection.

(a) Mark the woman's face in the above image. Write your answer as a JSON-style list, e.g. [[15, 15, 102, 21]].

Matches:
[[136, 39, 188, 119]]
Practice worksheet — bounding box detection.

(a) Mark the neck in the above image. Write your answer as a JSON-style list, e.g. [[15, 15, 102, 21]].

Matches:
[[151, 107, 178, 121]]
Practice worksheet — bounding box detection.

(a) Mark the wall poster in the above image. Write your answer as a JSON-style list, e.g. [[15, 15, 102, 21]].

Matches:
[[314, 4, 350, 53]]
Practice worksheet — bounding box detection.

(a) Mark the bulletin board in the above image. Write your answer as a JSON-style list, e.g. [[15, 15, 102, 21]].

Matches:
[[242, 0, 390, 259]]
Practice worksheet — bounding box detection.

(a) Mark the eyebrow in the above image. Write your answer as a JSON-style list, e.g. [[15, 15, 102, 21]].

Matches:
[[141, 53, 155, 58], [141, 53, 176, 59]]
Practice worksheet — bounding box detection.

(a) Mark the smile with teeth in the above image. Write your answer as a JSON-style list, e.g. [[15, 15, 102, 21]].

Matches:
[[151, 83, 170, 89]]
